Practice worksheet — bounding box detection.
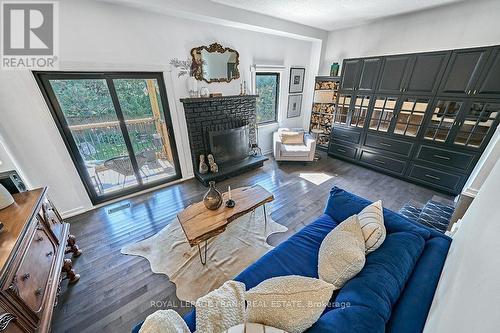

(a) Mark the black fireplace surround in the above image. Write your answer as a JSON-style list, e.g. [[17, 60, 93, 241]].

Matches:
[[180, 95, 268, 185]]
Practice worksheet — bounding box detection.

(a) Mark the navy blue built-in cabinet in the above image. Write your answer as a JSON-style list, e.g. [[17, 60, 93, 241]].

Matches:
[[329, 45, 500, 195]]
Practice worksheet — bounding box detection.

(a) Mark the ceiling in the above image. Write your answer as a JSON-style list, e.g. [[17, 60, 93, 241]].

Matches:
[[210, 0, 465, 31]]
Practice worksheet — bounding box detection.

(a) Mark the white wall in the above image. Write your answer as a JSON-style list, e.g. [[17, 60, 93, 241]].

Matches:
[[424, 157, 500, 332], [0, 133, 17, 174], [320, 0, 500, 73], [0, 0, 319, 216]]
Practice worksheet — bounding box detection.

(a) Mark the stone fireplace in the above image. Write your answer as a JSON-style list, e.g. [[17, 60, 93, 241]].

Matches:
[[180, 95, 268, 185]]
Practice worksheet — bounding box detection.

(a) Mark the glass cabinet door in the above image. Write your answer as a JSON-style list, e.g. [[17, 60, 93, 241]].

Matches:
[[423, 99, 464, 143], [393, 97, 430, 137], [350, 95, 371, 128], [334, 93, 352, 125], [453, 101, 500, 148], [368, 96, 398, 132]]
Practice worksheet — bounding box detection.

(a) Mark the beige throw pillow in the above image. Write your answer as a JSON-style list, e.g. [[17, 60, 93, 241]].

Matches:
[[358, 200, 386, 253], [139, 310, 190, 333], [280, 131, 304, 145], [318, 215, 366, 289], [246, 275, 334, 333], [223, 323, 288, 333], [196, 280, 246, 333]]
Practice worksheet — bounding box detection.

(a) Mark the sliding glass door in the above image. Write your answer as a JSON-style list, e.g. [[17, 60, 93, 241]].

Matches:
[[35, 72, 181, 204]]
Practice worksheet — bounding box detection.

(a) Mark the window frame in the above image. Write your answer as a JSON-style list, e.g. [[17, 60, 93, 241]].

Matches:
[[251, 65, 287, 127], [254, 71, 281, 125]]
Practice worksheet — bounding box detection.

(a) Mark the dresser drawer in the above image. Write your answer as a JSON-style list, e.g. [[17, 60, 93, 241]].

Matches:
[[329, 143, 357, 159], [331, 128, 361, 144], [415, 145, 475, 171], [408, 164, 462, 192], [360, 150, 406, 174], [365, 134, 413, 156], [9, 218, 57, 315]]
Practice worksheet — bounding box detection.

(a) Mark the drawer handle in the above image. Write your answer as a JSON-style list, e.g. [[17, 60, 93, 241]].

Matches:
[[0, 313, 16, 330], [375, 159, 386, 165], [379, 142, 392, 147], [35, 288, 43, 296], [340, 134, 350, 138], [46, 251, 53, 257], [433, 154, 451, 160], [337, 148, 346, 153], [425, 174, 441, 181], [22, 273, 30, 281]]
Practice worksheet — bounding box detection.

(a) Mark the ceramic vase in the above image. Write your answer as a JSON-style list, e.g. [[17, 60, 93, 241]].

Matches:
[[200, 86, 209, 98], [0, 184, 14, 210], [187, 76, 199, 98], [199, 154, 209, 174], [203, 181, 223, 210]]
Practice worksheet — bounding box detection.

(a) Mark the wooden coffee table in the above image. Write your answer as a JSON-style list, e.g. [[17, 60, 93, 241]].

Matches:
[[177, 185, 274, 264]]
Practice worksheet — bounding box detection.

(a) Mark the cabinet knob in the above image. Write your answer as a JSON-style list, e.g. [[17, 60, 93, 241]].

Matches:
[[46, 251, 53, 257], [36, 236, 44, 242], [22, 273, 30, 280], [35, 288, 43, 296]]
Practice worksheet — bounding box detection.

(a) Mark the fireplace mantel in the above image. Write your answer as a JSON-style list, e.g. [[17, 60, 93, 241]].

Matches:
[[180, 94, 258, 104]]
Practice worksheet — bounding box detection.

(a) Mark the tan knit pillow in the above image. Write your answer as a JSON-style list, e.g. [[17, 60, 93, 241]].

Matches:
[[358, 200, 386, 253], [318, 215, 366, 289], [246, 275, 334, 333], [280, 131, 304, 145], [223, 323, 288, 332], [139, 310, 190, 333]]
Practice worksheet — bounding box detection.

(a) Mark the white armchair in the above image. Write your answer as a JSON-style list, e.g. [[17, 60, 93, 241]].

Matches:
[[273, 128, 316, 162]]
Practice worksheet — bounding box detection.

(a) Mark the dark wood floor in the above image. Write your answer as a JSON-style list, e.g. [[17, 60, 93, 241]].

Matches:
[[51, 152, 451, 333]]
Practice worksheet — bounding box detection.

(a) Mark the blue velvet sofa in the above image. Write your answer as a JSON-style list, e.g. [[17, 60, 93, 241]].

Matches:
[[132, 187, 451, 333]]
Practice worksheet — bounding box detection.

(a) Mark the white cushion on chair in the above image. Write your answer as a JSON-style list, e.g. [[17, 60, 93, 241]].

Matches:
[[280, 144, 310, 157]]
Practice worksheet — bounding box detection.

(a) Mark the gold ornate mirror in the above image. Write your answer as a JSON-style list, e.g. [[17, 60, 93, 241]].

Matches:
[[191, 43, 240, 83]]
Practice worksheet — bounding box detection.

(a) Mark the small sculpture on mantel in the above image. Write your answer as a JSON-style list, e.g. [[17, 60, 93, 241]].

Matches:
[[199, 154, 209, 174], [207, 154, 219, 173]]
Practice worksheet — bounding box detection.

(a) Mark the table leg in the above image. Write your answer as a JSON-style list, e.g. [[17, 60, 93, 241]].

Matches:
[[198, 241, 207, 265], [263, 204, 267, 232]]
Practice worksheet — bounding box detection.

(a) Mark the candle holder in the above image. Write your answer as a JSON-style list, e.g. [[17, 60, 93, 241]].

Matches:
[[225, 185, 236, 208]]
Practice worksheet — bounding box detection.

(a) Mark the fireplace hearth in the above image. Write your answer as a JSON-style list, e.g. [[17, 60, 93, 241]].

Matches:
[[180, 95, 268, 185]]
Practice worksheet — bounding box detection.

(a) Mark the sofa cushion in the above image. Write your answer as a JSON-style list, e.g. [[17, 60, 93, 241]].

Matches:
[[386, 235, 451, 333], [281, 144, 310, 157], [318, 215, 365, 288], [324, 187, 432, 240], [308, 231, 426, 332]]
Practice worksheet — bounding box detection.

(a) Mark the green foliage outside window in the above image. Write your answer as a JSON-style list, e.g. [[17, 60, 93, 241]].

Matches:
[[256, 73, 279, 124]]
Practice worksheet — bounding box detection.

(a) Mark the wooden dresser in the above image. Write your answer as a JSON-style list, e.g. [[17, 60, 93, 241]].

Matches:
[[0, 188, 81, 332]]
